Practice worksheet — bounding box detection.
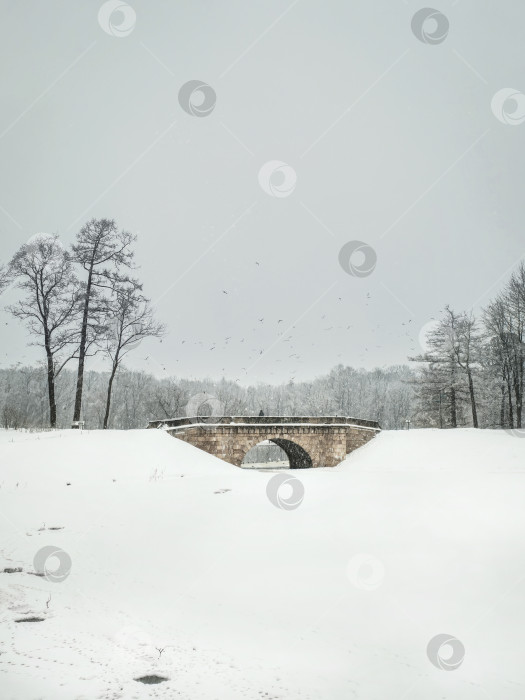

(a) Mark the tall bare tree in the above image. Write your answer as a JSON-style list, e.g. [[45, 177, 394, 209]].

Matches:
[[7, 235, 80, 427], [71, 219, 135, 426], [102, 281, 164, 429], [443, 306, 480, 428], [507, 264, 525, 427], [410, 309, 476, 427], [484, 272, 525, 429], [484, 299, 514, 427]]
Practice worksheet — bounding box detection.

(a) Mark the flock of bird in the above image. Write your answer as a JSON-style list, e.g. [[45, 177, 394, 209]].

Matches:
[[130, 286, 420, 382], [0, 258, 419, 379]]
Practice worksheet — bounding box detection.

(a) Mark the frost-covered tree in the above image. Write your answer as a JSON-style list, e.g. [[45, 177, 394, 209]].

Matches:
[[102, 280, 164, 429], [483, 265, 525, 429], [442, 307, 481, 428], [7, 235, 80, 427], [147, 378, 189, 421], [0, 264, 11, 294], [410, 308, 475, 428], [71, 218, 136, 426]]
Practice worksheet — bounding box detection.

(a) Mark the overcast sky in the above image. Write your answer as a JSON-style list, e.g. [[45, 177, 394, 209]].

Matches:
[[1, 1, 524, 384]]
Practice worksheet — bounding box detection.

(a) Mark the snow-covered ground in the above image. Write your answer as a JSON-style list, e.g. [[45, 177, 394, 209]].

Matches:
[[241, 460, 289, 469], [1, 427, 524, 699]]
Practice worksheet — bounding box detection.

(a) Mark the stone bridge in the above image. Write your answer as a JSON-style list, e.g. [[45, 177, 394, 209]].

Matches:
[[148, 416, 381, 468]]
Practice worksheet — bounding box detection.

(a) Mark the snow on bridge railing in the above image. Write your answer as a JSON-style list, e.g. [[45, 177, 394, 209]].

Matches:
[[147, 416, 381, 431]]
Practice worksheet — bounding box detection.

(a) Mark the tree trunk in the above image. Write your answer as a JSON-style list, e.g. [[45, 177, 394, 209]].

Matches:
[[507, 373, 514, 427], [103, 362, 118, 429], [450, 386, 457, 428], [45, 349, 57, 429], [467, 368, 478, 428], [500, 382, 506, 428], [513, 375, 520, 428], [514, 375, 523, 428], [516, 356, 525, 428], [72, 268, 93, 425]]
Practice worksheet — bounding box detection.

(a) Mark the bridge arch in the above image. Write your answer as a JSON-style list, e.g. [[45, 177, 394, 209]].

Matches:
[[270, 438, 313, 469], [241, 437, 313, 469]]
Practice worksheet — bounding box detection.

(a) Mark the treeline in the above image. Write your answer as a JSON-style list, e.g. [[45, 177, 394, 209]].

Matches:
[[410, 263, 525, 430], [0, 364, 414, 431]]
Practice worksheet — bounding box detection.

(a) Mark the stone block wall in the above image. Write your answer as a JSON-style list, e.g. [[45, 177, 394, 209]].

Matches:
[[345, 427, 377, 454], [169, 423, 377, 469]]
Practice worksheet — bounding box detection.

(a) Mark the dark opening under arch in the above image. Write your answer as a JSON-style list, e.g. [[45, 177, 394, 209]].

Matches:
[[271, 438, 313, 469], [241, 438, 313, 469]]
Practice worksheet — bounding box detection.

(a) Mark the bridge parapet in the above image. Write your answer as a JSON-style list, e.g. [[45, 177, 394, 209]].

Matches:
[[148, 415, 380, 430]]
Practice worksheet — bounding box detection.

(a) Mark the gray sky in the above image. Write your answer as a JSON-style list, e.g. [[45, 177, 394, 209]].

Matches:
[[1, 1, 524, 384]]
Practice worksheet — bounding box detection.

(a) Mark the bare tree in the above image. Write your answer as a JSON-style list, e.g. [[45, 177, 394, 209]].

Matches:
[[443, 306, 480, 428], [0, 264, 11, 294], [483, 264, 525, 429], [102, 281, 164, 429], [7, 235, 80, 427], [148, 379, 188, 420], [507, 264, 525, 427], [484, 299, 513, 427], [71, 219, 136, 426], [484, 293, 524, 429], [410, 309, 474, 428]]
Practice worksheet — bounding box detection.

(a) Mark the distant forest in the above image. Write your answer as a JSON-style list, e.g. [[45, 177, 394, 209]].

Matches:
[[0, 364, 413, 431]]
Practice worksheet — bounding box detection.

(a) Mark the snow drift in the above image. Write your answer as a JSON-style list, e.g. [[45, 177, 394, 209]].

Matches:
[[1, 428, 524, 699]]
